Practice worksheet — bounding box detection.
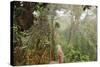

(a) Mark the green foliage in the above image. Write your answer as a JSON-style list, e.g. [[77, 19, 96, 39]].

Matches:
[[13, 24, 27, 37], [12, 2, 97, 65]]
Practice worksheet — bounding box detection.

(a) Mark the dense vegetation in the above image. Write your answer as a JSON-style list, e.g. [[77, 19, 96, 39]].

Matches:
[[12, 1, 97, 65]]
